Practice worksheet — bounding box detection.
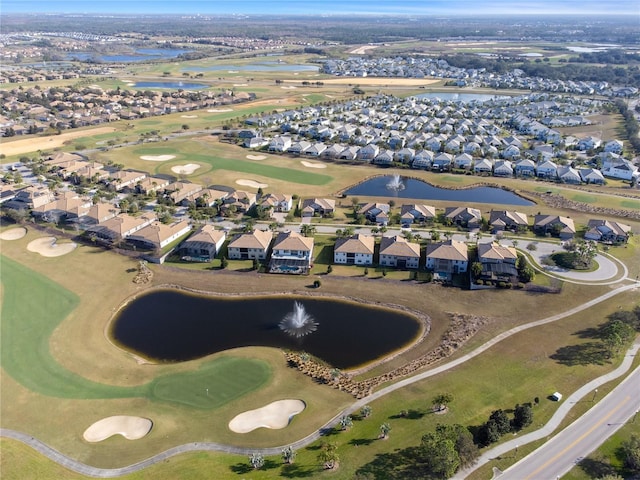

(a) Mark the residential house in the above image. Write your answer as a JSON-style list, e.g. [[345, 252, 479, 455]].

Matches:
[[227, 229, 273, 260], [373, 149, 395, 166], [493, 160, 514, 177], [379, 235, 421, 269], [136, 176, 170, 195], [333, 233, 375, 265], [602, 158, 639, 181], [489, 210, 529, 233], [288, 140, 312, 155], [432, 152, 453, 171], [400, 204, 436, 226], [166, 182, 204, 205], [533, 214, 576, 240], [10, 185, 55, 209], [584, 219, 631, 244], [444, 206, 482, 229], [87, 212, 156, 242], [79, 202, 119, 226], [576, 136, 601, 151], [127, 220, 191, 250], [477, 242, 518, 281], [395, 147, 416, 164], [109, 170, 147, 191], [358, 202, 390, 224], [31, 192, 92, 223], [579, 168, 605, 185], [178, 225, 226, 261], [221, 190, 257, 214], [536, 159, 558, 179], [425, 239, 469, 280], [357, 144, 380, 162], [268, 136, 292, 153], [454, 153, 473, 170], [603, 140, 623, 154], [411, 150, 433, 169], [269, 230, 314, 274], [301, 198, 336, 217], [260, 193, 293, 213], [557, 165, 582, 184], [473, 158, 493, 174]]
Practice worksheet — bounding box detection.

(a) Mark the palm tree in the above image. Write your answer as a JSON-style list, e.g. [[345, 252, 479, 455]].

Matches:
[[360, 405, 372, 418], [339, 415, 353, 431], [249, 453, 264, 470], [300, 224, 316, 237], [282, 446, 296, 464], [379, 423, 391, 439]]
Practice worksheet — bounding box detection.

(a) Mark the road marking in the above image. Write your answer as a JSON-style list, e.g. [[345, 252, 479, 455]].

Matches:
[[524, 395, 630, 480]]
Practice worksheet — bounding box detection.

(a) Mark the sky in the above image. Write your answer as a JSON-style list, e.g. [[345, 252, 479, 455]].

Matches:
[[2, 0, 639, 16]]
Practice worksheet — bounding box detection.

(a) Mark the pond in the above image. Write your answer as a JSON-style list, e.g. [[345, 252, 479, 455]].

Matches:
[[111, 290, 423, 370], [182, 63, 319, 72], [344, 175, 534, 206], [133, 82, 208, 90]]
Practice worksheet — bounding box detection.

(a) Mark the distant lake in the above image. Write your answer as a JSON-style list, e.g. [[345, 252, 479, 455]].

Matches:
[[67, 48, 191, 63], [415, 92, 510, 103], [345, 175, 534, 206], [183, 63, 319, 72], [134, 82, 208, 90]]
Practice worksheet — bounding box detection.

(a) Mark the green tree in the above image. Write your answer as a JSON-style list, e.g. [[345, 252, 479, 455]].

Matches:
[[318, 442, 339, 470], [512, 403, 533, 430], [339, 415, 353, 431], [360, 405, 372, 418], [623, 434, 640, 472], [420, 432, 460, 479], [435, 424, 479, 469], [600, 319, 635, 358], [478, 419, 501, 446], [432, 392, 453, 412], [220, 256, 228, 269], [300, 224, 316, 237], [471, 262, 483, 278], [379, 422, 391, 439], [489, 409, 512, 435]]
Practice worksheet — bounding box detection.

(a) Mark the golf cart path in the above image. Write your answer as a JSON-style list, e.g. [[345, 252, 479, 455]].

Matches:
[[1, 282, 638, 477]]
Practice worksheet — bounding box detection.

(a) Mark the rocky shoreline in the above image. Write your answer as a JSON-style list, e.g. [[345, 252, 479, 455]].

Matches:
[[530, 191, 640, 221]]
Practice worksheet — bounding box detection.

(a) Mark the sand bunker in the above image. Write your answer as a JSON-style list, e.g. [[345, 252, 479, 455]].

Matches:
[[207, 108, 233, 113], [140, 155, 176, 161], [300, 160, 327, 169], [236, 179, 268, 189], [83, 416, 153, 442], [27, 237, 77, 257], [233, 83, 248, 87], [171, 164, 201, 175], [229, 400, 305, 433], [0, 227, 27, 240], [181, 115, 198, 118], [281, 86, 297, 89], [246, 154, 267, 160]]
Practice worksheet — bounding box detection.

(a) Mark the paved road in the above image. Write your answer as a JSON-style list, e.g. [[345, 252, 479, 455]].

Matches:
[[1, 282, 638, 477], [452, 339, 640, 480], [499, 365, 640, 480]]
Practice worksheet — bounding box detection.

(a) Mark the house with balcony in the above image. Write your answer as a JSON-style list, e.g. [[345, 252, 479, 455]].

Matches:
[[444, 206, 482, 229], [533, 214, 576, 240], [379, 235, 420, 269], [87, 212, 156, 243], [127, 220, 191, 251], [358, 202, 390, 224], [426, 239, 468, 280], [227, 229, 273, 260], [269, 230, 314, 274], [400, 204, 436, 226], [489, 210, 529, 233], [334, 233, 375, 265], [477, 242, 518, 281], [301, 198, 335, 217], [260, 193, 293, 213]]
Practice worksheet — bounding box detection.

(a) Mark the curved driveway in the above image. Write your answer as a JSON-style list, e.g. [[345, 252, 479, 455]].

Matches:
[[2, 281, 638, 478]]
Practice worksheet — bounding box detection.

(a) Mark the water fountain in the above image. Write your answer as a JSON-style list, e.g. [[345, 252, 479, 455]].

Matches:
[[279, 301, 318, 338], [386, 174, 405, 191]]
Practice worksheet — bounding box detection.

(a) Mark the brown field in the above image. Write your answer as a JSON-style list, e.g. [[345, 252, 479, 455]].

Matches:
[[0, 127, 117, 157]]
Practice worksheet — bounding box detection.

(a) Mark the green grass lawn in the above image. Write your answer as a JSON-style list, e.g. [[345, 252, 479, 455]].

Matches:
[[0, 255, 270, 406]]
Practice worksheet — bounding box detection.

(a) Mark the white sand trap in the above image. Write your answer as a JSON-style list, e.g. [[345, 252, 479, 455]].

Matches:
[[27, 237, 77, 257], [181, 115, 198, 118], [281, 86, 297, 89], [246, 154, 267, 160], [140, 155, 176, 162], [236, 179, 268, 189], [171, 163, 201, 175], [233, 83, 248, 87], [0, 227, 27, 240], [207, 108, 233, 113], [83, 416, 153, 442], [229, 400, 305, 433], [300, 160, 327, 169]]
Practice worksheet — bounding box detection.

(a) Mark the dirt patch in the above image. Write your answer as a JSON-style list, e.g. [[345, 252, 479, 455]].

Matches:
[[349, 45, 380, 55], [171, 164, 201, 175], [236, 179, 268, 188], [228, 399, 306, 433], [207, 108, 233, 113], [0, 127, 116, 157], [246, 154, 267, 160], [83, 416, 153, 442], [140, 155, 176, 162], [281, 86, 298, 89], [27, 236, 77, 257], [301, 160, 327, 169], [0, 227, 27, 240], [180, 115, 198, 118]]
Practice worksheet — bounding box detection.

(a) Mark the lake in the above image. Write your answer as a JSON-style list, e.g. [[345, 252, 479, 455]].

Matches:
[[133, 81, 208, 90], [67, 48, 191, 63], [344, 175, 534, 206], [182, 63, 319, 72], [111, 290, 423, 370]]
